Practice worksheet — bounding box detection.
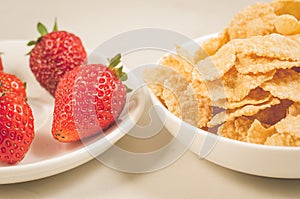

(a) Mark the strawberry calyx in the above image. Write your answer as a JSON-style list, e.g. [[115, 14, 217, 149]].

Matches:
[[26, 19, 58, 54], [108, 54, 132, 92]]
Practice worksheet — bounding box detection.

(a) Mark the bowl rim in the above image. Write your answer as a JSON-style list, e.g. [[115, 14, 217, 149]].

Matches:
[[150, 32, 300, 152]]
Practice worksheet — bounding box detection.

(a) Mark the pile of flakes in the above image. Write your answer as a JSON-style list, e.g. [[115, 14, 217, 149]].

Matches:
[[143, 0, 300, 147]]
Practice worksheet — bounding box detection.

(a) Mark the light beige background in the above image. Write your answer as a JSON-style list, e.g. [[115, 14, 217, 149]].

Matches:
[[1, 0, 300, 198]]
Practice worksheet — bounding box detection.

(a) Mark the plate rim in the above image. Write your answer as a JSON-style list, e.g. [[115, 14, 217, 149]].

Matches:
[[0, 39, 144, 184]]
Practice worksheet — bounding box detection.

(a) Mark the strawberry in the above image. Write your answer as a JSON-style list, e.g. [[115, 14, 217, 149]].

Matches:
[[28, 20, 87, 96], [52, 54, 129, 142], [0, 71, 27, 99], [0, 92, 34, 164], [0, 53, 3, 71]]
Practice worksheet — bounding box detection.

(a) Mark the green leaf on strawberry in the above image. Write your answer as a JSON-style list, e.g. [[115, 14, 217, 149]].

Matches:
[[107, 53, 131, 92], [37, 22, 48, 36], [52, 18, 58, 32]]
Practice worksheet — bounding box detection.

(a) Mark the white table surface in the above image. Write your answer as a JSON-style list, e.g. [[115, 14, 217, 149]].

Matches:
[[1, 0, 300, 198]]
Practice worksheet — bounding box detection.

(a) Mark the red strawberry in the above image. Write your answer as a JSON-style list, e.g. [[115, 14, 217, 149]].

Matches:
[[0, 71, 27, 99], [0, 53, 3, 71], [28, 20, 87, 96], [52, 54, 130, 142], [0, 92, 34, 164]]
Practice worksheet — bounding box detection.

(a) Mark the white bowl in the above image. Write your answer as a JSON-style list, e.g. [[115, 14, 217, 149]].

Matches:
[[149, 34, 300, 179]]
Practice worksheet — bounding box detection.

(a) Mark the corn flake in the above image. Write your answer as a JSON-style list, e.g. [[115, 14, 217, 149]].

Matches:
[[287, 102, 300, 116], [222, 68, 275, 102], [227, 3, 276, 40], [193, 42, 236, 81], [190, 80, 210, 98], [209, 97, 280, 127], [163, 75, 200, 127], [217, 116, 253, 142], [214, 88, 271, 109], [275, 114, 300, 135], [195, 96, 212, 128], [288, 34, 300, 44], [275, 14, 300, 35], [237, 34, 300, 61], [235, 54, 300, 74], [261, 69, 300, 102], [247, 120, 277, 144], [159, 54, 213, 127], [271, 0, 300, 20], [264, 132, 300, 147], [143, 66, 179, 102], [251, 99, 293, 125], [198, 29, 230, 58], [160, 54, 194, 82], [225, 97, 280, 120]]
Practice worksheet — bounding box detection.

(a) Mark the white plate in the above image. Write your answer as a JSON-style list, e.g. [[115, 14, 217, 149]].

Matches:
[[149, 34, 300, 179], [0, 40, 144, 184]]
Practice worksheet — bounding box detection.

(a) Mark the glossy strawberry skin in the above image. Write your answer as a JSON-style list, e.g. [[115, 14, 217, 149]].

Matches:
[[29, 31, 87, 96], [0, 93, 34, 164], [52, 64, 127, 142], [0, 71, 26, 99], [0, 56, 3, 71]]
